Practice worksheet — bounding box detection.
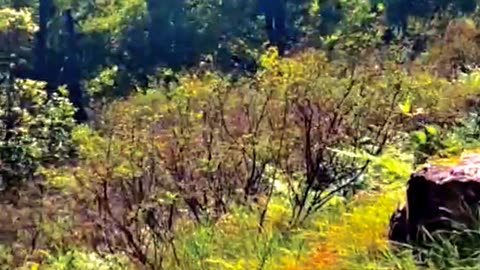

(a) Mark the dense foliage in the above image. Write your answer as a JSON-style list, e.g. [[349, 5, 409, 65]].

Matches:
[[1, 10, 76, 190], [3, 0, 480, 269]]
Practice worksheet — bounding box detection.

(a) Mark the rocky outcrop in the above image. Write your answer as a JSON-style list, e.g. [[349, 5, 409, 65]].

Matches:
[[389, 154, 480, 246]]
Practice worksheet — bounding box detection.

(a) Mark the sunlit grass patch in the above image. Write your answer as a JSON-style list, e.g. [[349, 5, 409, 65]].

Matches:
[[283, 186, 405, 270]]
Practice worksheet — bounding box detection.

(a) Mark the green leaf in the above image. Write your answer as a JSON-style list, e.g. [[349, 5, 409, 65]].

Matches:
[[399, 96, 412, 115], [413, 131, 427, 145], [425, 125, 438, 136]]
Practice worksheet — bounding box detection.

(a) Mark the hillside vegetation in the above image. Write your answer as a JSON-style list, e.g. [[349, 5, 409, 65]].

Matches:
[[3, 0, 480, 269]]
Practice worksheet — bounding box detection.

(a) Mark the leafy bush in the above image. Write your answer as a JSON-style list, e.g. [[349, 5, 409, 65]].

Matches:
[[32, 46, 412, 268], [35, 40, 480, 267], [22, 249, 130, 270], [428, 19, 480, 79], [0, 79, 76, 190], [0, 7, 37, 56]]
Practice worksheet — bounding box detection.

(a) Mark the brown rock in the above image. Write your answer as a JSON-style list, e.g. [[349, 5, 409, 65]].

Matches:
[[389, 153, 480, 246]]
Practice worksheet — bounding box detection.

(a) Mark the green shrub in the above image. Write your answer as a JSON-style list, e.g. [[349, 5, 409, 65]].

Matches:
[[22, 249, 130, 270], [0, 79, 76, 190]]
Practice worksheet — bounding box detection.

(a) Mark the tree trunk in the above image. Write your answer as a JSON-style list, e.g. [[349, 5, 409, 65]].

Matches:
[[34, 0, 50, 81], [260, 0, 287, 55], [62, 10, 87, 123]]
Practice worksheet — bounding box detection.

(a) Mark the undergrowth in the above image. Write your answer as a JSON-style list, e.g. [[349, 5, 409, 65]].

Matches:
[[5, 11, 480, 269]]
